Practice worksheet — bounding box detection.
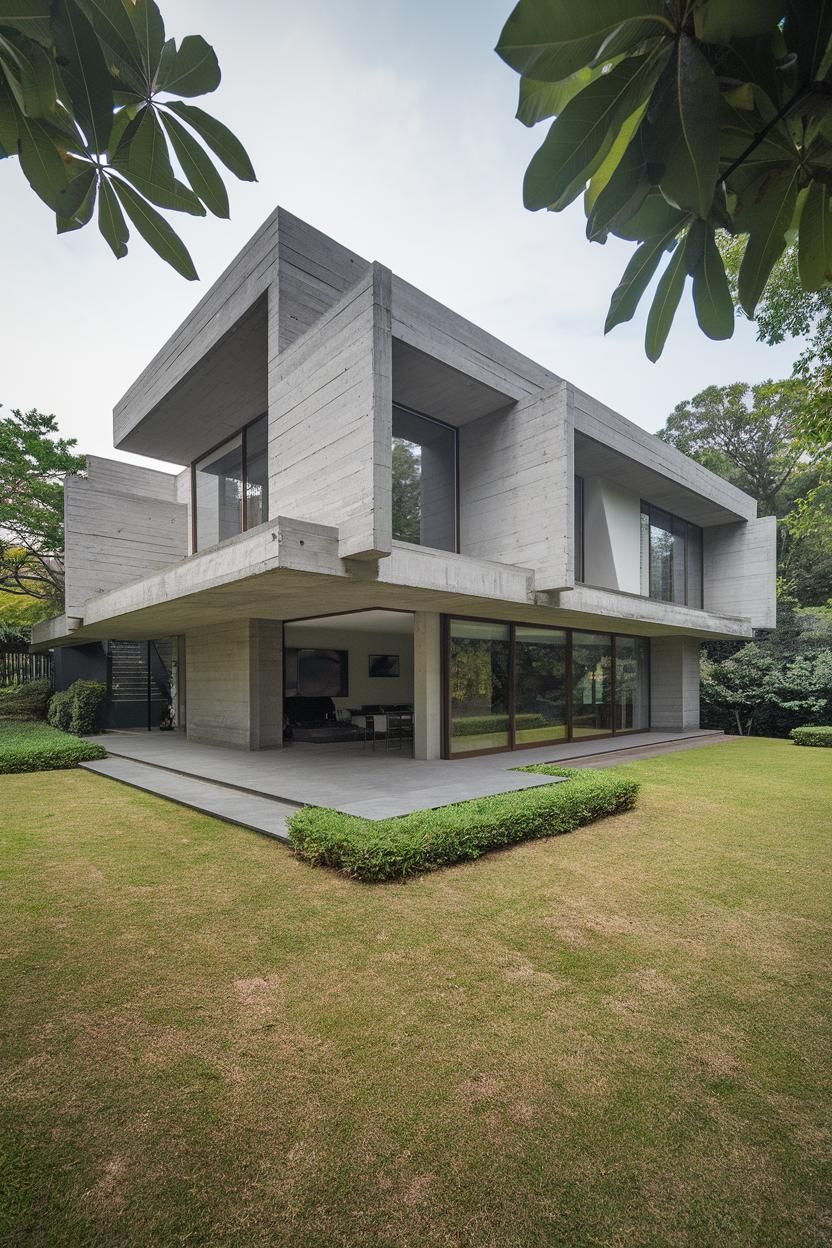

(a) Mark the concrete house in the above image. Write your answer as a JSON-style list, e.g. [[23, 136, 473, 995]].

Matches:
[[33, 208, 775, 763]]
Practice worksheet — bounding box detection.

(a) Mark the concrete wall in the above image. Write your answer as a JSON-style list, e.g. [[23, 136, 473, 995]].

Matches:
[[64, 457, 188, 617], [704, 516, 777, 629], [185, 618, 282, 749], [650, 636, 700, 730], [582, 476, 641, 594], [282, 623, 414, 711], [268, 263, 393, 560], [459, 382, 572, 590], [413, 612, 442, 760]]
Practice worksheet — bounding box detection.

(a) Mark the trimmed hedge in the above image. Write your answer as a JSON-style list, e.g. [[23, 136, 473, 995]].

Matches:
[[452, 712, 546, 738], [47, 680, 106, 735], [288, 768, 639, 882], [0, 678, 52, 721], [0, 722, 107, 774], [790, 725, 832, 748]]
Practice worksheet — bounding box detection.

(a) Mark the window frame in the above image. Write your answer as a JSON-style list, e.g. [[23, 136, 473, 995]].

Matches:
[[391, 402, 460, 554], [574, 474, 585, 583], [191, 413, 269, 553], [640, 500, 704, 609]]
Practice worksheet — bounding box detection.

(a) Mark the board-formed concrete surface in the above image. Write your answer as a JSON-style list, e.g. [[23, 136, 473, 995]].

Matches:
[[86, 729, 725, 822]]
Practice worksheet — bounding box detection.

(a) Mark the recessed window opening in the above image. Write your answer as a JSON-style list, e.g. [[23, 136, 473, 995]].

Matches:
[[392, 404, 457, 552], [192, 414, 269, 552], [639, 501, 703, 608]]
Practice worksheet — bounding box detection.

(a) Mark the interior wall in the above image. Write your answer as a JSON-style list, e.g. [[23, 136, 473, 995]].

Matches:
[[283, 624, 414, 710], [582, 476, 641, 594]]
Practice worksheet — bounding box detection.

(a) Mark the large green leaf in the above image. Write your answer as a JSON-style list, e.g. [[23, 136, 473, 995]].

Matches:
[[798, 178, 832, 290], [586, 131, 647, 240], [0, 0, 51, 46], [496, 0, 670, 83], [605, 227, 679, 332], [165, 100, 256, 181], [523, 53, 662, 211], [116, 165, 205, 215], [14, 32, 57, 117], [97, 173, 128, 256], [17, 113, 67, 207], [156, 34, 220, 97], [690, 223, 734, 340], [610, 187, 687, 241], [694, 0, 783, 46], [647, 34, 719, 219], [76, 0, 145, 89], [57, 168, 96, 231], [55, 160, 95, 224], [517, 66, 606, 127], [737, 167, 801, 315], [111, 175, 198, 278], [0, 69, 18, 153], [644, 232, 689, 361], [784, 0, 832, 81], [128, 0, 164, 84], [51, 0, 114, 151], [160, 107, 228, 217], [122, 104, 174, 189], [719, 96, 798, 170]]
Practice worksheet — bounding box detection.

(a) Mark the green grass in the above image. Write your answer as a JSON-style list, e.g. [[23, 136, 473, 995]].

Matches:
[[289, 768, 638, 881], [1, 738, 830, 1246], [0, 720, 106, 773]]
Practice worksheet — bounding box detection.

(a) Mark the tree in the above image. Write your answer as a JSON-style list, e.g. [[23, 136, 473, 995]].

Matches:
[[496, 2, 832, 359], [658, 380, 810, 514], [701, 639, 832, 736], [392, 438, 421, 543], [0, 407, 84, 607], [0, 0, 255, 278]]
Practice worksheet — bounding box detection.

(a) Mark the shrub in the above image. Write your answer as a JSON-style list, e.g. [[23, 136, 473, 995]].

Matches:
[[452, 712, 546, 737], [289, 768, 639, 882], [790, 725, 832, 748], [0, 722, 106, 774], [0, 677, 52, 721], [47, 680, 106, 735]]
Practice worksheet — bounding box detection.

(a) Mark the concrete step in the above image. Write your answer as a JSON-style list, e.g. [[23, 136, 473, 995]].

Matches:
[[80, 757, 294, 844]]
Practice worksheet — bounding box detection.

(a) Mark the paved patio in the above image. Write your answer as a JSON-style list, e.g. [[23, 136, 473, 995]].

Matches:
[[81, 729, 727, 835]]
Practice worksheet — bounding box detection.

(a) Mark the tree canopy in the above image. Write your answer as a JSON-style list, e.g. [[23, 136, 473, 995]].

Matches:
[[0, 406, 84, 608], [0, 0, 255, 277], [497, 1, 832, 359]]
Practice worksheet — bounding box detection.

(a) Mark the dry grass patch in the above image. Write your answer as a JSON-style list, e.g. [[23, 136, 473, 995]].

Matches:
[[0, 739, 830, 1247]]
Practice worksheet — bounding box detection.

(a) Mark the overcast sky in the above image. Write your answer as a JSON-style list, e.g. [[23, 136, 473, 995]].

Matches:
[[0, 0, 800, 473]]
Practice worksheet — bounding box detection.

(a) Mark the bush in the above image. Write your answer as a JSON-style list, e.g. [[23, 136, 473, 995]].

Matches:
[[0, 722, 106, 774], [452, 712, 546, 737], [790, 725, 832, 747], [289, 768, 639, 882], [0, 677, 52, 721], [47, 680, 106, 735]]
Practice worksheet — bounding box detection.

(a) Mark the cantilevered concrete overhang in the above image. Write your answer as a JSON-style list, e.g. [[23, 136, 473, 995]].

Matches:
[[32, 516, 752, 652]]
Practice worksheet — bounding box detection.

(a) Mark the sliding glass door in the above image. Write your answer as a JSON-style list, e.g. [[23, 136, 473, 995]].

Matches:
[[444, 618, 650, 756]]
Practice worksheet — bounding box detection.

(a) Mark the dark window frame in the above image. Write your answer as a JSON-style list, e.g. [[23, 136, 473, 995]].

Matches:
[[574, 474, 585, 583], [640, 499, 704, 609], [190, 413, 269, 552], [391, 402, 460, 554], [441, 613, 651, 759]]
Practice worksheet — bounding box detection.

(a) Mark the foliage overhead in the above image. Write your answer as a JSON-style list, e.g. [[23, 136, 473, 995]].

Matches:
[[0, 0, 256, 277], [0, 406, 84, 606], [497, 1, 832, 358]]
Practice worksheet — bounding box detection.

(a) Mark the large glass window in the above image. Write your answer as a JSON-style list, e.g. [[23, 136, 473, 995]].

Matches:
[[514, 627, 567, 745], [640, 502, 703, 608], [392, 405, 457, 552], [615, 636, 650, 732], [574, 475, 584, 582], [193, 415, 269, 551], [571, 631, 612, 737], [449, 619, 510, 754]]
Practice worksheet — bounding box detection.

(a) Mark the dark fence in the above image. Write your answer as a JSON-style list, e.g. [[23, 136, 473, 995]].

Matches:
[[0, 649, 53, 687]]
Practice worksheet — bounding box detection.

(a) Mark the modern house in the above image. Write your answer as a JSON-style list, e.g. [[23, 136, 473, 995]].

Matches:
[[33, 207, 775, 762]]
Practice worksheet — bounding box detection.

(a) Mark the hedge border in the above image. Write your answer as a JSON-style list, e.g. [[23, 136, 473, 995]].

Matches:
[[790, 725, 832, 748], [288, 767, 639, 882], [0, 721, 107, 774]]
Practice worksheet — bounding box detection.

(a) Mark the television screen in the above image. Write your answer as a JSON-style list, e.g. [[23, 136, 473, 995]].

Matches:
[[285, 648, 348, 697], [369, 654, 400, 678]]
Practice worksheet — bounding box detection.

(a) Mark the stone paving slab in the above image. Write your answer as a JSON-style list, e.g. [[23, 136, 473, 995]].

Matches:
[[87, 729, 723, 821], [81, 757, 294, 843]]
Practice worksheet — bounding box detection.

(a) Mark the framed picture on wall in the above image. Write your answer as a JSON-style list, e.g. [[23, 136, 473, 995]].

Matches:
[[368, 653, 400, 678]]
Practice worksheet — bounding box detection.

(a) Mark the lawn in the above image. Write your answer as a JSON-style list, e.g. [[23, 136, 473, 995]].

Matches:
[[1, 737, 830, 1247]]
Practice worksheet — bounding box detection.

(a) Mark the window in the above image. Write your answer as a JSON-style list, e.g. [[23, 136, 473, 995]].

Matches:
[[192, 415, 269, 551], [444, 618, 650, 755], [574, 475, 584, 582], [640, 502, 703, 608], [392, 405, 457, 552]]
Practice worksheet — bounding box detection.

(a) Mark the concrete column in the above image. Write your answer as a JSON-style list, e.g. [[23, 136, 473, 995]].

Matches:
[[650, 636, 700, 730], [413, 611, 442, 760], [185, 618, 283, 750]]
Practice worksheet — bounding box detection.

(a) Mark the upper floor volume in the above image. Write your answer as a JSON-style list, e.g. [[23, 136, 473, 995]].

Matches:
[[35, 206, 775, 652]]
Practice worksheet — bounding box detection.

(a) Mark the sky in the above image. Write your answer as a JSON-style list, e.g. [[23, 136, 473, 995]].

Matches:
[[0, 0, 801, 474]]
